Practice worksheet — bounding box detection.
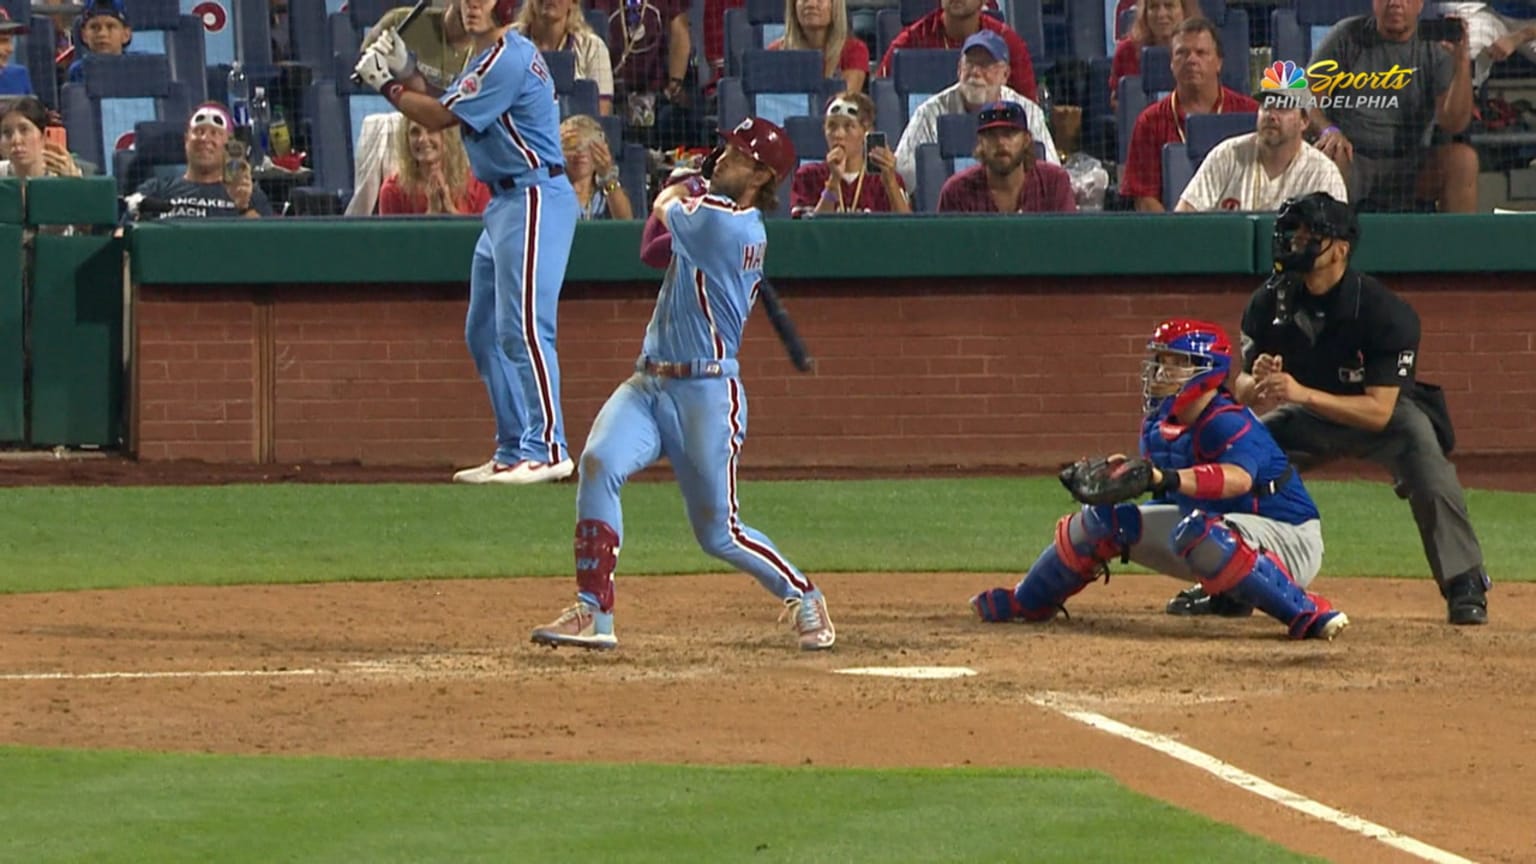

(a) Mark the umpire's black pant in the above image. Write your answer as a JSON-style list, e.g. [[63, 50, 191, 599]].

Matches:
[[1263, 398, 1486, 587]]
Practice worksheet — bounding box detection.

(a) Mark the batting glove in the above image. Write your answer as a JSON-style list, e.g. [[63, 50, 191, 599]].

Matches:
[[353, 49, 404, 101], [373, 29, 418, 79]]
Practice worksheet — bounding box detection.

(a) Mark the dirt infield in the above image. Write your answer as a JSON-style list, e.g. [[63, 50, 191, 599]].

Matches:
[[2, 573, 1533, 864], [3, 455, 1533, 863]]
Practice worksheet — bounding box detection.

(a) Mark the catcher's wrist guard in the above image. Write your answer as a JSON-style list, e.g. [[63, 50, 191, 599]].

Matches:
[[1151, 468, 1181, 496]]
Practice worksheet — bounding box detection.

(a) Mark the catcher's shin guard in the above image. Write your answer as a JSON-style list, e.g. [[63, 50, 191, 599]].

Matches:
[[575, 519, 620, 612], [1172, 511, 1347, 640], [1008, 505, 1142, 621]]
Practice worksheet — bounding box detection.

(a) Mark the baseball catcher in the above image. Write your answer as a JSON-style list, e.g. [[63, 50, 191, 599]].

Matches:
[[971, 319, 1349, 641]]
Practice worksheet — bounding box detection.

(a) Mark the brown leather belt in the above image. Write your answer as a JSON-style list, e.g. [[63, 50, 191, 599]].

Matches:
[[642, 359, 724, 378]]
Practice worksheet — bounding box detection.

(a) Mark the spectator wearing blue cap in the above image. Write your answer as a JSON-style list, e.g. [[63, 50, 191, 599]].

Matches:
[[937, 100, 1075, 213], [67, 0, 135, 84], [0, 8, 34, 96], [893, 29, 1055, 192]]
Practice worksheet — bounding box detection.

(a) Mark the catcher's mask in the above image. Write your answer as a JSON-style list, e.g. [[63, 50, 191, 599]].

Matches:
[[1273, 192, 1358, 275], [1142, 319, 1233, 416]]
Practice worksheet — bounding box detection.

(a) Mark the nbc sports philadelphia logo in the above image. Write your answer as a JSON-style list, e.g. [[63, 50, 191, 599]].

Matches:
[[1259, 60, 1412, 110]]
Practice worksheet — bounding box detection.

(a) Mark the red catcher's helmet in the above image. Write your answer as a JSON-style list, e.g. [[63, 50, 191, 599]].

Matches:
[[494, 0, 518, 25], [1141, 319, 1234, 416], [721, 116, 796, 183]]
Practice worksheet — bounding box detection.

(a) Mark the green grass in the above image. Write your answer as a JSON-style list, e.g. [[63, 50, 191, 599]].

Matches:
[[0, 748, 1321, 864], [2, 478, 1533, 593]]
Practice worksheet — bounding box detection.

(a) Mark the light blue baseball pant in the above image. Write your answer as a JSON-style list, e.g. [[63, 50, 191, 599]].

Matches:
[[577, 372, 816, 602], [465, 179, 578, 466]]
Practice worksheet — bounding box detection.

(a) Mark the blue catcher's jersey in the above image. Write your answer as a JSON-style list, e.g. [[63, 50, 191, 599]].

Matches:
[[440, 32, 565, 185], [641, 194, 767, 364], [1140, 393, 1321, 523]]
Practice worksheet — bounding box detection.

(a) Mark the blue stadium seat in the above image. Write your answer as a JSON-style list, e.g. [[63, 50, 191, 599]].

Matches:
[[891, 48, 958, 123], [1117, 7, 1135, 40], [1140, 46, 1172, 97], [598, 114, 624, 152], [561, 78, 600, 119], [914, 142, 945, 211], [586, 9, 610, 46], [349, 0, 400, 32], [875, 8, 902, 68], [21, 14, 59, 108], [937, 111, 978, 164], [739, 49, 826, 126], [1004, 0, 1046, 69], [115, 118, 187, 195], [128, 3, 210, 103], [747, 0, 786, 46], [900, 0, 936, 26], [544, 50, 577, 93], [1270, 8, 1307, 66], [1085, 54, 1114, 161], [1186, 112, 1256, 164], [62, 54, 190, 175], [329, 12, 362, 68], [182, 0, 247, 68], [869, 76, 903, 148], [290, 0, 332, 65], [723, 6, 752, 76], [1197, 0, 1227, 24], [1116, 74, 1146, 165], [306, 63, 396, 195], [1272, 0, 1372, 63], [1218, 9, 1249, 93], [618, 141, 647, 212], [783, 114, 828, 162], [1161, 141, 1192, 209]]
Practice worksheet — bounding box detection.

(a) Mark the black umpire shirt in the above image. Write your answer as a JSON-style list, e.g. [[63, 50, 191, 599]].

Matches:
[[1240, 269, 1422, 396]]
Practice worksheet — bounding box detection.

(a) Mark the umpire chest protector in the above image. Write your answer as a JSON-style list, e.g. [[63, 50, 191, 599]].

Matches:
[[1243, 270, 1420, 397]]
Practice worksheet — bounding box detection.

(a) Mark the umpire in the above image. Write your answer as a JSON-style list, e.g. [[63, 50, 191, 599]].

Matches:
[[1170, 192, 1490, 625]]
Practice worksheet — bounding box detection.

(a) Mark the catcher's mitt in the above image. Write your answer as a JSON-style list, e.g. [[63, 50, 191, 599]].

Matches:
[[1059, 456, 1154, 506]]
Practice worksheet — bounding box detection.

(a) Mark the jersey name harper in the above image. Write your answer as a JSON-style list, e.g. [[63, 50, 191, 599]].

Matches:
[[741, 241, 765, 272]]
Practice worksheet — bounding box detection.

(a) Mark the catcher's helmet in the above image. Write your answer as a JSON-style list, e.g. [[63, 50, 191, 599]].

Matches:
[[721, 116, 797, 183], [1273, 192, 1358, 274], [1142, 319, 1233, 416]]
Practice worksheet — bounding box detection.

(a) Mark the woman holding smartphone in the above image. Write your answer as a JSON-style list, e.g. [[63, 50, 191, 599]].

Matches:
[[789, 91, 910, 217], [0, 97, 83, 179]]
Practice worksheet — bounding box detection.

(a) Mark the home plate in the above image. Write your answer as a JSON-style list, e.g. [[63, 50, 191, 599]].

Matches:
[[834, 666, 978, 680]]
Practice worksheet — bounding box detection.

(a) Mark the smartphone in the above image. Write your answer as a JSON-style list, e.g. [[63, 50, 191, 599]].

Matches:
[[1418, 16, 1465, 43], [44, 126, 67, 150], [864, 131, 887, 172]]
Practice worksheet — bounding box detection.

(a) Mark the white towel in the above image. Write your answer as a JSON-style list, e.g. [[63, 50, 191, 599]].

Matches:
[[345, 113, 405, 216]]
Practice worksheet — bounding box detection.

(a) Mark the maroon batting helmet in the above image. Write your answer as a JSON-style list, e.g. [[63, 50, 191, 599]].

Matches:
[[721, 116, 796, 183], [494, 0, 518, 25]]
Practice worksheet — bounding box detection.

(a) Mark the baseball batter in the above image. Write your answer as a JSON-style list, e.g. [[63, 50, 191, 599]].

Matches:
[[531, 117, 836, 652], [972, 319, 1349, 641], [355, 0, 578, 485]]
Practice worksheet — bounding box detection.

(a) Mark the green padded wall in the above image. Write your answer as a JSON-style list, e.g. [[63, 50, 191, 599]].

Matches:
[[27, 234, 125, 447]]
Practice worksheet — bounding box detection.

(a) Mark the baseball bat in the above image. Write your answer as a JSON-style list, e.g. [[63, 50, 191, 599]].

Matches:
[[757, 279, 814, 373], [350, 0, 434, 86]]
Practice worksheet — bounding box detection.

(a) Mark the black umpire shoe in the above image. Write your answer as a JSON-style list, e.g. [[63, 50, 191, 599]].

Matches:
[[1165, 583, 1255, 618], [1443, 570, 1490, 626]]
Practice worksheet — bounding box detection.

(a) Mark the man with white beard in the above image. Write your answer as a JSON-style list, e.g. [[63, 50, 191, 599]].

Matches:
[[1175, 91, 1348, 212], [893, 30, 1055, 193]]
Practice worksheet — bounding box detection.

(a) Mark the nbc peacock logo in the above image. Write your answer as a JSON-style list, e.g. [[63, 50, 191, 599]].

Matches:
[[1259, 58, 1413, 110], [1262, 60, 1310, 91]]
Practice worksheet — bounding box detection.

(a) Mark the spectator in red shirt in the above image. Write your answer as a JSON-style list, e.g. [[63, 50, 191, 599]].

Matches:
[[938, 100, 1075, 213], [1110, 0, 1200, 109], [1120, 17, 1256, 212], [791, 91, 911, 216], [768, 0, 869, 93], [877, 0, 1037, 102], [591, 0, 697, 147], [378, 119, 490, 215]]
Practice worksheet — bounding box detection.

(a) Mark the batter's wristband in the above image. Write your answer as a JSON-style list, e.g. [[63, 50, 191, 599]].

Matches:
[[1321, 124, 1340, 137], [1192, 463, 1225, 499]]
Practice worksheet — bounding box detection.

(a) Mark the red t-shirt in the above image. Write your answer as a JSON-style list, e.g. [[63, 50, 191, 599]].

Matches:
[[789, 162, 906, 216], [766, 35, 870, 79], [703, 0, 747, 84], [589, 0, 692, 93], [936, 162, 1077, 213], [876, 11, 1037, 102], [377, 174, 492, 215], [1109, 38, 1139, 98], [1119, 87, 1259, 201]]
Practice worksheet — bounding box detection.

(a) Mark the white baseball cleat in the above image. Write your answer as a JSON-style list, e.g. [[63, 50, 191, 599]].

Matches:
[[452, 459, 501, 484], [783, 590, 836, 651], [484, 458, 575, 486], [531, 603, 618, 650], [1318, 611, 1350, 642]]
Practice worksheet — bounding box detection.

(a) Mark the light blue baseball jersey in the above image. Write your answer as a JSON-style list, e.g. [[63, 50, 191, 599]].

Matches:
[[641, 194, 768, 363], [440, 31, 565, 184]]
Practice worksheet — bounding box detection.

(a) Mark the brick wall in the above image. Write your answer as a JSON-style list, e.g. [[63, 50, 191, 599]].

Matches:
[[132, 274, 1536, 466]]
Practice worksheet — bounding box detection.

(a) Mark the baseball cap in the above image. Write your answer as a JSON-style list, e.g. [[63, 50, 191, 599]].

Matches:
[[0, 7, 28, 35], [81, 0, 129, 24], [976, 101, 1030, 133], [188, 102, 234, 133], [961, 30, 1008, 64]]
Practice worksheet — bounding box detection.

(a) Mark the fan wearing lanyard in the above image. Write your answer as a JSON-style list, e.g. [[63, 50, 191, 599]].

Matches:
[[800, 93, 911, 217]]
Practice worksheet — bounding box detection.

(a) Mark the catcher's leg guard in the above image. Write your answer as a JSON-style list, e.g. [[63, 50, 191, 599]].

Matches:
[[575, 519, 619, 612], [994, 504, 1142, 622], [1171, 511, 1348, 640]]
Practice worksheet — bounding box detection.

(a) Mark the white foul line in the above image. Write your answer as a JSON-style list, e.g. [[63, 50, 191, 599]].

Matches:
[[0, 669, 329, 681], [1028, 695, 1478, 864]]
